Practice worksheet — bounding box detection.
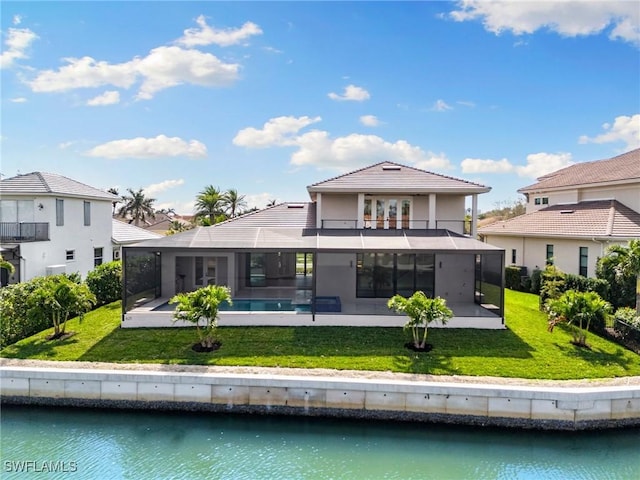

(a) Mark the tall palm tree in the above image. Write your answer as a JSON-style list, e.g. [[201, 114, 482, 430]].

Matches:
[[117, 188, 156, 226], [194, 185, 227, 224], [107, 187, 120, 214], [225, 188, 247, 218]]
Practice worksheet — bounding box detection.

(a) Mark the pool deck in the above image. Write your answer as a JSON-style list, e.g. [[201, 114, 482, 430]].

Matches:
[[2, 360, 638, 431]]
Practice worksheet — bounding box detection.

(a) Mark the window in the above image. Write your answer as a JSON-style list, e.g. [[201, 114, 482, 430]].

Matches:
[[534, 197, 549, 206], [546, 244, 554, 265], [94, 247, 103, 267], [534, 198, 541, 205], [66, 249, 75, 261], [579, 247, 588, 277], [356, 253, 434, 298], [56, 199, 64, 226], [542, 197, 549, 205], [84, 201, 91, 226], [511, 249, 517, 264], [361, 197, 411, 229]]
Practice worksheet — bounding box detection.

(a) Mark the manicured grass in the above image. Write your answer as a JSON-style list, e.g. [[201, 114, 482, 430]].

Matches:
[[2, 290, 639, 380]]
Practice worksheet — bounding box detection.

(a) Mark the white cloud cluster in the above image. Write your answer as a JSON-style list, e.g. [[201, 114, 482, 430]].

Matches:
[[450, 1, 640, 46], [432, 99, 453, 112], [0, 27, 38, 69], [461, 152, 573, 178], [177, 15, 262, 47], [143, 179, 185, 196], [10, 97, 27, 103], [328, 84, 370, 102], [234, 115, 452, 172], [25, 16, 257, 100], [86, 134, 207, 159], [359, 115, 380, 127], [579, 114, 640, 150], [87, 90, 120, 106]]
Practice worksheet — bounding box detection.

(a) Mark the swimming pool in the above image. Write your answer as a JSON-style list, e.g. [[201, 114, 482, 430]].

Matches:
[[152, 298, 311, 313]]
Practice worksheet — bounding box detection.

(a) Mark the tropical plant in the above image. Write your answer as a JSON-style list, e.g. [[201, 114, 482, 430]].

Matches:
[[117, 188, 156, 226], [225, 188, 247, 218], [0, 254, 16, 275], [169, 285, 232, 349], [613, 239, 640, 315], [194, 185, 227, 224], [166, 220, 192, 235], [27, 276, 96, 339], [86, 260, 122, 306], [387, 291, 453, 349], [107, 187, 121, 214], [546, 290, 611, 347]]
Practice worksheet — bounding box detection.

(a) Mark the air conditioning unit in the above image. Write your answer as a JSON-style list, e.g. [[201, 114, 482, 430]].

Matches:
[[46, 264, 66, 276]]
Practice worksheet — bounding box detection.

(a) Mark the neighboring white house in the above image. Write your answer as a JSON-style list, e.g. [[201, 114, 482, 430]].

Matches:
[[478, 148, 640, 278], [122, 161, 505, 329], [0, 172, 120, 285], [111, 218, 163, 261]]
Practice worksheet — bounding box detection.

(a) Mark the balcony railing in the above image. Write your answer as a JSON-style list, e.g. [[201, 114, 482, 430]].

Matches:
[[320, 219, 470, 233], [0, 222, 50, 242]]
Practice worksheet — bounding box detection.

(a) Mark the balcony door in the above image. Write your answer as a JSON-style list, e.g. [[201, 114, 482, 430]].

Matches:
[[363, 197, 411, 229]]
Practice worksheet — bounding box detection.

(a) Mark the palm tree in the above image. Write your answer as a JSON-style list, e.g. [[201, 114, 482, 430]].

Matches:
[[117, 188, 156, 226], [267, 199, 277, 207], [225, 189, 247, 218], [615, 239, 640, 315], [194, 185, 227, 224], [107, 187, 120, 214], [546, 290, 611, 347]]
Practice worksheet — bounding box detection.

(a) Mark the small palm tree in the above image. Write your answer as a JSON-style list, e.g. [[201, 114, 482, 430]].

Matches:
[[614, 239, 640, 315], [546, 290, 611, 347], [225, 188, 247, 218], [387, 291, 453, 350], [117, 188, 156, 226], [169, 285, 232, 350], [194, 185, 227, 224]]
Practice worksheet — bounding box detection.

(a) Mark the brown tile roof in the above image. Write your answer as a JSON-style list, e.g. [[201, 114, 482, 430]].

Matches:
[[478, 200, 640, 239], [307, 161, 490, 195], [518, 148, 640, 193]]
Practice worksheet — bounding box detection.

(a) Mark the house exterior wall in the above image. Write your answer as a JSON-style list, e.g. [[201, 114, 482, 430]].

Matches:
[[3, 196, 113, 281], [434, 253, 475, 303], [579, 184, 640, 212], [435, 196, 465, 232], [315, 253, 356, 303], [320, 194, 358, 226], [482, 234, 624, 278]]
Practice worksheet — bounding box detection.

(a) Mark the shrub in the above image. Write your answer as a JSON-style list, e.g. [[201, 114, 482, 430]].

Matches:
[[505, 266, 523, 290], [613, 307, 640, 344], [546, 290, 611, 346], [529, 268, 542, 294], [86, 260, 122, 306]]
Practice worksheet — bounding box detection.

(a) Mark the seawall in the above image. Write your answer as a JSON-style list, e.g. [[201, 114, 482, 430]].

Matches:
[[1, 361, 639, 431]]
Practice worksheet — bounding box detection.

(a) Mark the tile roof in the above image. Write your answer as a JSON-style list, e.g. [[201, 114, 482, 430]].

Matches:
[[129, 202, 501, 252], [519, 148, 640, 193], [112, 219, 163, 244], [478, 200, 640, 239], [0, 172, 120, 201], [307, 161, 490, 195]]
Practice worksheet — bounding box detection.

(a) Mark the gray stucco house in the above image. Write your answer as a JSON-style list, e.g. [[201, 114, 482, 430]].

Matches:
[[122, 162, 505, 328]]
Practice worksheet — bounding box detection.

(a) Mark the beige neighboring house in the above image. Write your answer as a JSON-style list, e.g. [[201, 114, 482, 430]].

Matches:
[[479, 148, 640, 278], [111, 219, 162, 260], [122, 161, 506, 329]]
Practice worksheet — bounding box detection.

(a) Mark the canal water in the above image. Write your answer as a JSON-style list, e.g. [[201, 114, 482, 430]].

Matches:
[[1, 405, 638, 479]]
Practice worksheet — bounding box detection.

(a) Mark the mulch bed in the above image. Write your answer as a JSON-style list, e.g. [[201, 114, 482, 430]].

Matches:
[[404, 342, 433, 353], [191, 341, 222, 353]]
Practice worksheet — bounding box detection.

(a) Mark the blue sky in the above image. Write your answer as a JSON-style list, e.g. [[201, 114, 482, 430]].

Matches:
[[2, 1, 639, 215]]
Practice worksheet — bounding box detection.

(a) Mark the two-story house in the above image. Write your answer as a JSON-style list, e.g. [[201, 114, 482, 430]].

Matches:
[[478, 148, 640, 277], [121, 162, 505, 329], [0, 172, 120, 285]]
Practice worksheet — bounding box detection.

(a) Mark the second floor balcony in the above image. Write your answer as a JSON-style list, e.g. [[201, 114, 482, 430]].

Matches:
[[0, 222, 50, 243], [320, 219, 471, 234]]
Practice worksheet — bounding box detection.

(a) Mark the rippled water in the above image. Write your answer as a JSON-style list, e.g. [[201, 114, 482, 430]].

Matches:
[[1, 406, 638, 480]]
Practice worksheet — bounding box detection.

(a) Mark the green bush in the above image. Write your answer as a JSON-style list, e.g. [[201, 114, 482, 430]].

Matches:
[[613, 307, 640, 344], [529, 268, 542, 294], [505, 266, 523, 290], [0, 274, 84, 348], [86, 260, 122, 307], [539, 265, 610, 311]]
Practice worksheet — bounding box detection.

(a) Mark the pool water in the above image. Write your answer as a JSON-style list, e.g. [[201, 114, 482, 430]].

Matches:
[[154, 298, 312, 313], [1, 406, 638, 480]]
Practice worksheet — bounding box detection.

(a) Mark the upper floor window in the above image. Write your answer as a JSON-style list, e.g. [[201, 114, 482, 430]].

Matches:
[[84, 201, 91, 226], [534, 197, 549, 206], [56, 199, 64, 226], [0, 200, 35, 222]]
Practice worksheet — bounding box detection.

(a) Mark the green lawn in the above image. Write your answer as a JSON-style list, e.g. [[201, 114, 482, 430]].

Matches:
[[1, 290, 639, 380]]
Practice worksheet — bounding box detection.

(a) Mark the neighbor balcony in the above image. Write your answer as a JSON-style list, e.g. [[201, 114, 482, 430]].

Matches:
[[0, 222, 50, 242]]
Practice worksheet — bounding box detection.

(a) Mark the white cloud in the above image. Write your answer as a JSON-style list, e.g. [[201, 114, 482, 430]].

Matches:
[[461, 157, 514, 174], [457, 100, 476, 108], [13, 15, 22, 25], [245, 193, 277, 210], [460, 152, 573, 178], [10, 97, 27, 103], [234, 115, 452, 172], [28, 46, 239, 100], [87, 90, 120, 106], [432, 99, 453, 112], [414, 152, 455, 172], [360, 115, 380, 127], [86, 134, 207, 159], [233, 115, 322, 147], [579, 114, 640, 150], [0, 27, 38, 69], [449, 0, 640, 46], [58, 141, 74, 150], [328, 84, 370, 102], [143, 179, 185, 196], [177, 15, 262, 47]]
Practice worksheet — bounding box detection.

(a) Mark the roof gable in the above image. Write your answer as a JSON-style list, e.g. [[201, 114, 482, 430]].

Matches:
[[519, 149, 640, 193], [307, 161, 490, 195], [0, 172, 119, 201]]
